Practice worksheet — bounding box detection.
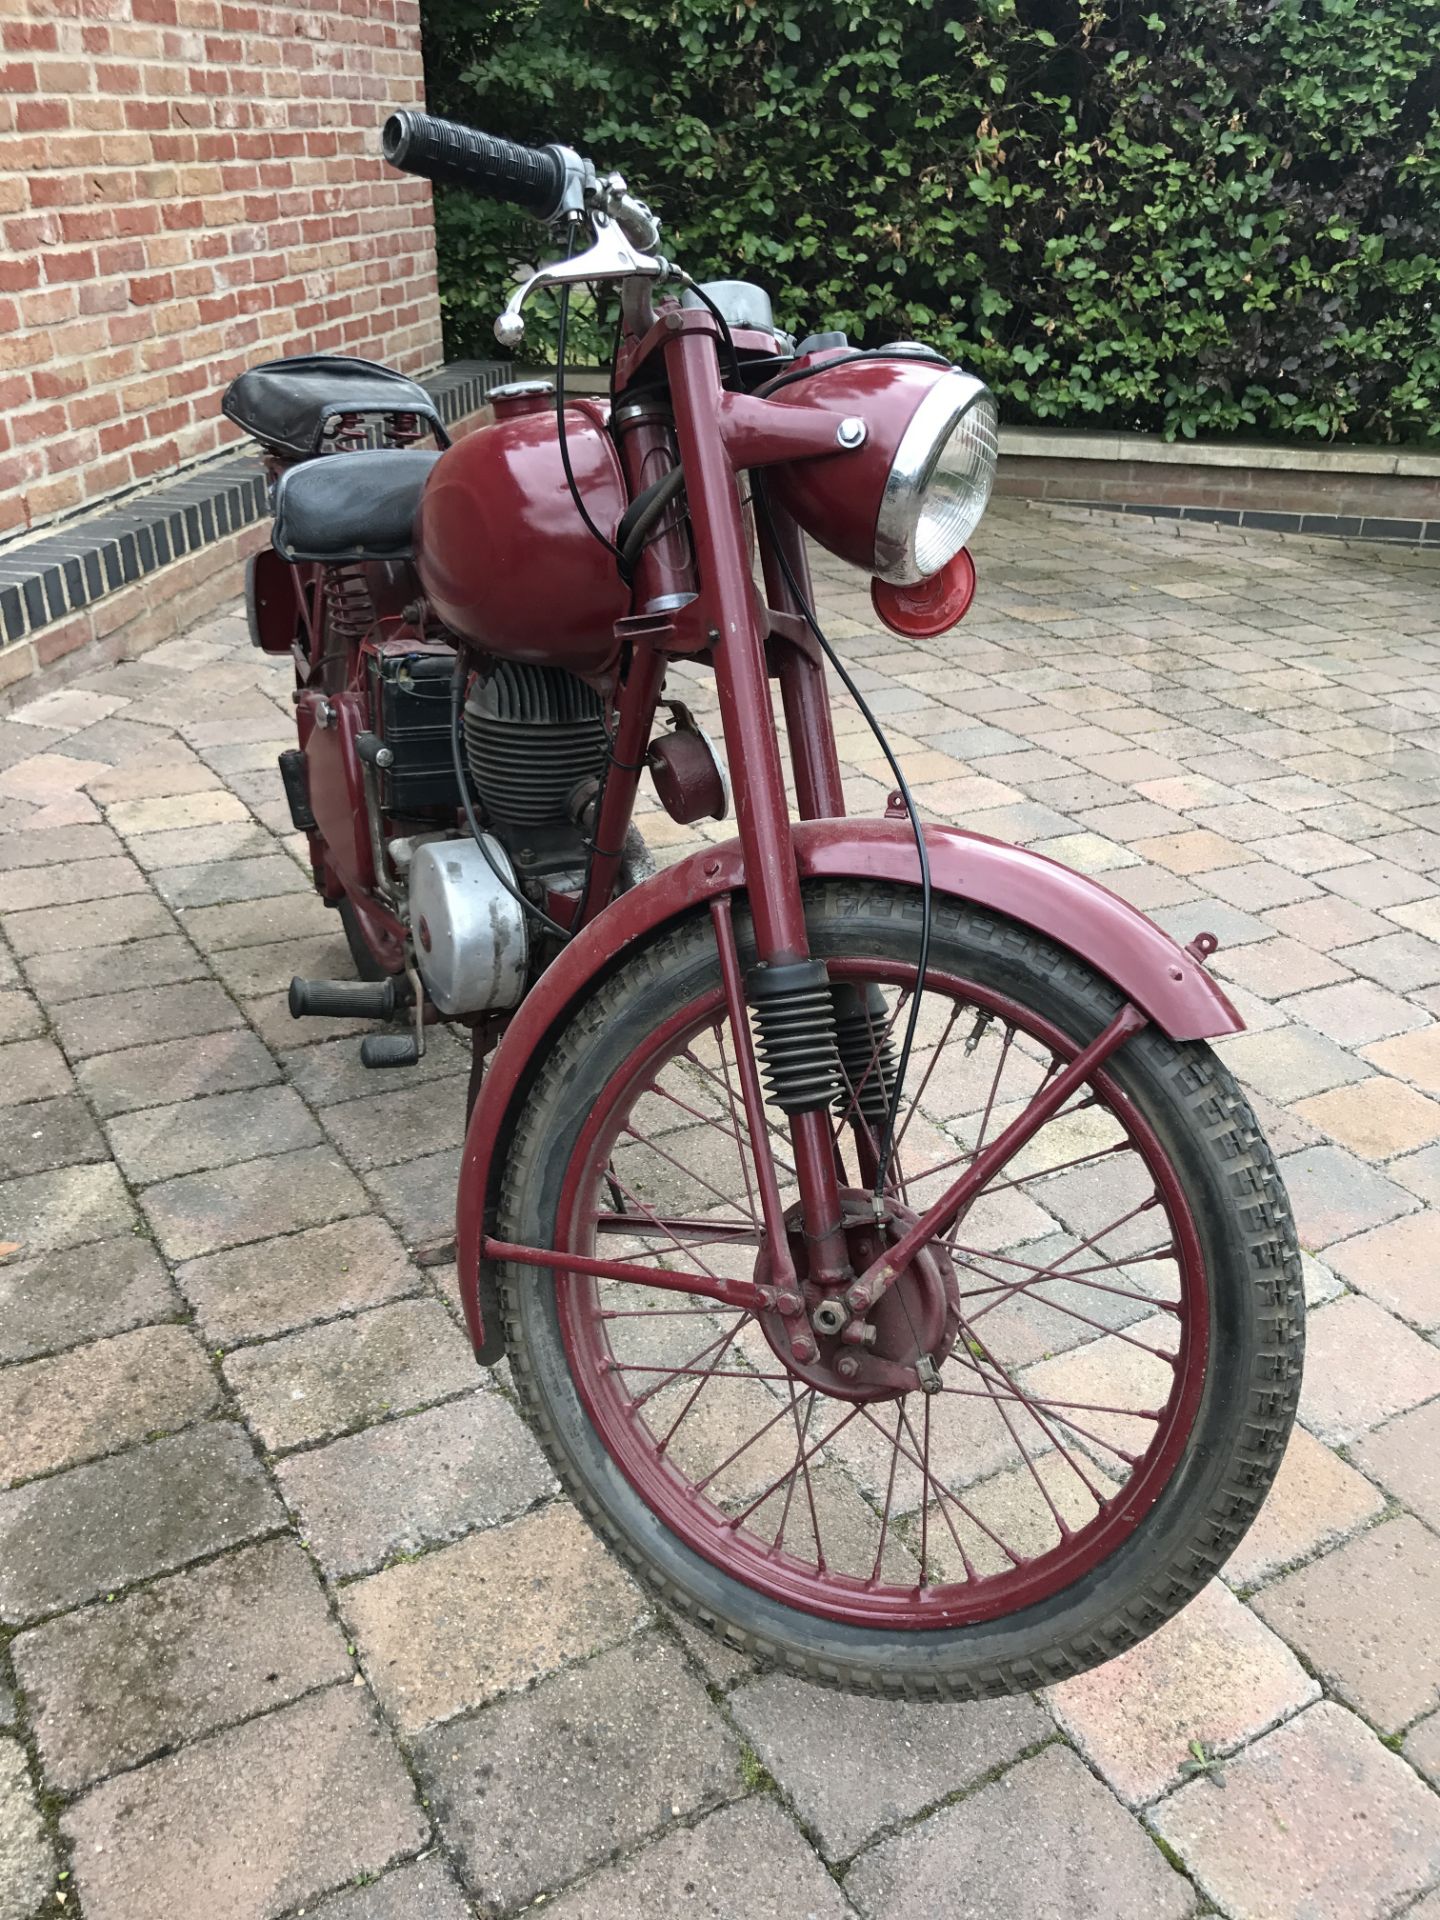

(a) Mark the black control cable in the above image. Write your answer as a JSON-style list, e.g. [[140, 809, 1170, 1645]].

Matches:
[[555, 224, 625, 564], [751, 476, 933, 1209], [672, 271, 744, 390], [755, 345, 947, 402]]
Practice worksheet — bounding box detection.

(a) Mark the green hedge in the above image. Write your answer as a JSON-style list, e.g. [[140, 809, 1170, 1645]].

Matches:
[[422, 0, 1440, 443]]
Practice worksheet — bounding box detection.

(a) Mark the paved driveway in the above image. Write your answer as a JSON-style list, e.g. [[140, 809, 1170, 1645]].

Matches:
[[2, 500, 1439, 1920]]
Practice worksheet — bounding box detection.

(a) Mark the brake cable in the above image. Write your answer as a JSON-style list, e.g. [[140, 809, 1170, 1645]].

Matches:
[[751, 476, 934, 1215], [555, 222, 626, 564]]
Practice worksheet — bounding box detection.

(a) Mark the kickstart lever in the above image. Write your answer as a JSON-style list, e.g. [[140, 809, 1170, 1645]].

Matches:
[[358, 963, 430, 1069]]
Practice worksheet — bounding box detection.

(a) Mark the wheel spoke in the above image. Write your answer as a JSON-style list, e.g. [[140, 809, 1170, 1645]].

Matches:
[[870, 1402, 904, 1585], [968, 1020, 1016, 1163], [892, 1001, 964, 1160], [620, 1120, 760, 1224], [612, 1361, 796, 1384], [725, 1398, 863, 1519], [642, 1313, 751, 1421], [918, 1395, 932, 1584], [830, 989, 909, 1161], [957, 1311, 1077, 1540], [715, 1019, 762, 1228], [679, 1047, 799, 1182], [782, 1383, 826, 1570], [760, 1390, 804, 1559], [595, 1214, 762, 1245], [949, 1238, 1177, 1310]]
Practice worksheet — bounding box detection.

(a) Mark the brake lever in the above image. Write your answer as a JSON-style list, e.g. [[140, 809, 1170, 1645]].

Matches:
[[494, 213, 667, 349]]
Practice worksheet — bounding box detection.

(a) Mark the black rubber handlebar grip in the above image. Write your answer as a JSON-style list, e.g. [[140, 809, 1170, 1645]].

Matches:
[[382, 110, 566, 219]]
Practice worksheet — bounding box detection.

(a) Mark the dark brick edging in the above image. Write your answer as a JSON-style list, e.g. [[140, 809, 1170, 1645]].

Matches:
[[0, 359, 511, 651], [1052, 498, 1440, 544]]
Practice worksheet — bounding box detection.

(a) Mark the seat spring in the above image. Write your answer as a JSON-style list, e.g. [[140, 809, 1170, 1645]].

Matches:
[[322, 563, 376, 649], [329, 410, 368, 453]]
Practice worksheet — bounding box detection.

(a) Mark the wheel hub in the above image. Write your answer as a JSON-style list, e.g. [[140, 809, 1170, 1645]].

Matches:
[[755, 1189, 962, 1402]]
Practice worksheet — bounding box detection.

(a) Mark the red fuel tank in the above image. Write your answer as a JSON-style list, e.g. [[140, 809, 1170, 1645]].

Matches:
[[414, 387, 630, 679]]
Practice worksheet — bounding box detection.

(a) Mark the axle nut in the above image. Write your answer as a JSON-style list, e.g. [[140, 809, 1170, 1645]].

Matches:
[[812, 1299, 847, 1336]]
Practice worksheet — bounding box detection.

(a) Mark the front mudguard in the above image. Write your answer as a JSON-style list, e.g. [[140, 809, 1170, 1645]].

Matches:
[[454, 818, 1241, 1359]]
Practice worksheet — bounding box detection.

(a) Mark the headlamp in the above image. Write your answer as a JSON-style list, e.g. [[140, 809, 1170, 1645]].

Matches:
[[875, 370, 998, 585], [766, 355, 999, 592]]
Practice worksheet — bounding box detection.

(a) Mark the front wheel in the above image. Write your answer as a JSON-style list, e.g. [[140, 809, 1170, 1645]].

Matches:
[[495, 881, 1303, 1696]]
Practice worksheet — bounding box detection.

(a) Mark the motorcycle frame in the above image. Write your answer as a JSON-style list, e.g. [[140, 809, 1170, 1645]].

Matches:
[[248, 292, 1242, 1359]]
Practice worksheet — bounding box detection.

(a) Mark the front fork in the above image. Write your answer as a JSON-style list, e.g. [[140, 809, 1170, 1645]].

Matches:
[[663, 329, 853, 1290]]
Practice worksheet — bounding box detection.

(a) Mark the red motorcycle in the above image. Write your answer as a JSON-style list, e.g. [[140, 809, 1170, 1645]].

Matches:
[[226, 112, 1302, 1696]]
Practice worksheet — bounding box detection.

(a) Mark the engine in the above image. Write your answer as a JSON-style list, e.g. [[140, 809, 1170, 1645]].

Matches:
[[404, 660, 616, 1021]]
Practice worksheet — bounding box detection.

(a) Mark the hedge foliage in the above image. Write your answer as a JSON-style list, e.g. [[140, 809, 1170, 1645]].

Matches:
[[422, 0, 1440, 442]]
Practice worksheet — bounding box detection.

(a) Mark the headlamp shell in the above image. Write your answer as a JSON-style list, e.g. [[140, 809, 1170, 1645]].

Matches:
[[764, 355, 999, 588]]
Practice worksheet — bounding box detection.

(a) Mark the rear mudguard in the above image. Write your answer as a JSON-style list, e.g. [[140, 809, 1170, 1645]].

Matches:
[[454, 817, 1241, 1358]]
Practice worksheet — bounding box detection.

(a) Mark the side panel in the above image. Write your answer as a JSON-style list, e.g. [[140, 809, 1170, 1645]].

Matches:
[[454, 819, 1242, 1355], [301, 689, 373, 897]]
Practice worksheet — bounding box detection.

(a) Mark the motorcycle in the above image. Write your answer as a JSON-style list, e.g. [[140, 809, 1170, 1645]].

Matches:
[[223, 110, 1303, 1696]]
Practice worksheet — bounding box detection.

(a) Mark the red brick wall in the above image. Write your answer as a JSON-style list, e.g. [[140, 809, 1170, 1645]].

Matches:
[[0, 0, 443, 540]]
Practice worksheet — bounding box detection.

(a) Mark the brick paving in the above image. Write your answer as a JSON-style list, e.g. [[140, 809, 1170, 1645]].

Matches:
[[1, 499, 1439, 1917]]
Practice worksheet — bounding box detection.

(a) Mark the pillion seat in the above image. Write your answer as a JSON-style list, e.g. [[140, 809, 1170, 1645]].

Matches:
[[223, 354, 446, 460], [270, 449, 441, 564]]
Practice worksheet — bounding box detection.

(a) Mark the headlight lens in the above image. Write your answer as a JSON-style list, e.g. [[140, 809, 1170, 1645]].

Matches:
[[874, 371, 998, 585]]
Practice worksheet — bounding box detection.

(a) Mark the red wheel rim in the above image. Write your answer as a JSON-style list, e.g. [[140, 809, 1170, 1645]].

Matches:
[[552, 958, 1209, 1631]]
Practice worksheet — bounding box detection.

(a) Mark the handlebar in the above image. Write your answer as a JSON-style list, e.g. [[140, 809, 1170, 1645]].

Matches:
[[383, 109, 665, 346], [382, 110, 567, 221]]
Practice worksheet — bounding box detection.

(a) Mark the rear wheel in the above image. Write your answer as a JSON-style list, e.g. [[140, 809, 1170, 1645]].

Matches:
[[495, 880, 1303, 1695]]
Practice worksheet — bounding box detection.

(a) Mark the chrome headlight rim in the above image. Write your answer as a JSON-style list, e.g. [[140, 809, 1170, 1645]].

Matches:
[[874, 369, 998, 587]]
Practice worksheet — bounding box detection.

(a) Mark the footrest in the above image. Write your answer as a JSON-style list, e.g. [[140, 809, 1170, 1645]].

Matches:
[[277, 750, 316, 832], [360, 1033, 421, 1068], [289, 976, 400, 1020]]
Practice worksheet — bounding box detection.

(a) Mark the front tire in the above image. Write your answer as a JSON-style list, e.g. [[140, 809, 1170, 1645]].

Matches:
[[495, 881, 1303, 1696]]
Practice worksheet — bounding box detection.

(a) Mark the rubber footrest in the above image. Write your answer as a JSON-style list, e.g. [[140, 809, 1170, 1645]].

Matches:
[[360, 1032, 421, 1068], [289, 975, 399, 1020], [277, 749, 316, 832]]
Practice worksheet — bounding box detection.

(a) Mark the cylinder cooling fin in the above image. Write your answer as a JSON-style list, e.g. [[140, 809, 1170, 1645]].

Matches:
[[463, 661, 611, 831]]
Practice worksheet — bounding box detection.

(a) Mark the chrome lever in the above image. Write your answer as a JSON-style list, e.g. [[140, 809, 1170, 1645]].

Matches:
[[493, 214, 666, 350]]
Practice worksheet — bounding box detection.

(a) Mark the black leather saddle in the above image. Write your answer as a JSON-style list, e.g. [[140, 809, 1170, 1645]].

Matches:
[[223, 354, 446, 459], [271, 449, 441, 564]]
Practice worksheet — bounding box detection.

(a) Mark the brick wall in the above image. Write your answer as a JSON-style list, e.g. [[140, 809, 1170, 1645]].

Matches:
[[0, 0, 443, 541]]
